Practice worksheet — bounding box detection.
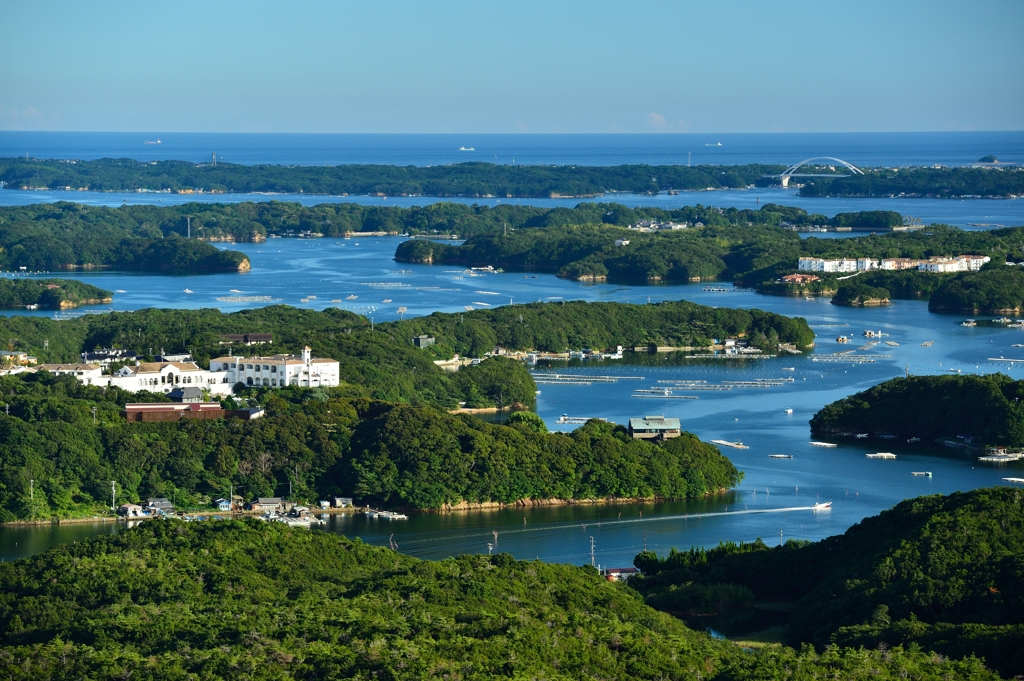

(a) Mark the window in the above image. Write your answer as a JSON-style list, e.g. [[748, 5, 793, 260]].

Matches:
[[263, 365, 269, 371], [271, 366, 277, 373], [247, 377, 253, 385], [247, 364, 253, 370], [255, 365, 261, 372], [263, 378, 269, 386]]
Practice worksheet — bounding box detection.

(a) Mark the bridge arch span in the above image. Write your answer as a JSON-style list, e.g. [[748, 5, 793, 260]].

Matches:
[[780, 157, 864, 187]]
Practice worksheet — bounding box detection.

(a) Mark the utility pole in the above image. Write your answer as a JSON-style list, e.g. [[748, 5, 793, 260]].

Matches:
[[187, 217, 191, 239], [91, 406, 97, 425], [779, 529, 783, 547], [111, 481, 117, 511], [590, 536, 595, 567]]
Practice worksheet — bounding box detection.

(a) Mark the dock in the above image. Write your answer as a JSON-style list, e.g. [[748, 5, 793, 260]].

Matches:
[[631, 394, 699, 399], [711, 439, 749, 449], [866, 453, 897, 459], [809, 441, 838, 448], [769, 454, 793, 459], [812, 353, 892, 363], [1003, 477, 1024, 484], [987, 358, 1024, 363]]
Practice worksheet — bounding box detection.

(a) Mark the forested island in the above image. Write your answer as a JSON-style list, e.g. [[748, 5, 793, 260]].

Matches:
[[799, 165, 1024, 199], [631, 487, 1023, 678], [0, 520, 1000, 681], [0, 278, 112, 309], [394, 208, 1024, 291], [810, 374, 1024, 445], [4, 157, 1020, 198], [0, 299, 811, 520], [0, 203, 249, 272], [0, 158, 785, 197]]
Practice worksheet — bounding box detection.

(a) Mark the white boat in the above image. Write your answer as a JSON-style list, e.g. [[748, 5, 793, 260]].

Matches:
[[363, 510, 379, 518], [705, 142, 722, 147], [962, 320, 977, 327], [144, 139, 162, 144], [115, 289, 127, 293], [866, 452, 897, 459], [1003, 477, 1024, 483], [382, 299, 392, 303], [911, 471, 932, 477], [784, 408, 793, 414], [346, 295, 358, 300], [769, 454, 793, 459], [781, 367, 795, 371], [812, 501, 832, 511], [230, 289, 243, 293], [854, 433, 869, 439], [459, 146, 475, 151], [183, 288, 193, 294], [809, 441, 838, 448]]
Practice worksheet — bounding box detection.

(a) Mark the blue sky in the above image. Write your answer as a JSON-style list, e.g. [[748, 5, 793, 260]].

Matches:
[[1, 0, 1021, 133]]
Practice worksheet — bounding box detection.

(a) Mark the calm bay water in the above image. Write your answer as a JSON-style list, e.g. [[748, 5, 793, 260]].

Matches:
[[2, 131, 1022, 167], [2, 236, 1023, 566]]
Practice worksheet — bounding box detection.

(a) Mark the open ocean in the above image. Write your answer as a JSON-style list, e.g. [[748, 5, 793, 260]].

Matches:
[[1, 131, 1023, 168]]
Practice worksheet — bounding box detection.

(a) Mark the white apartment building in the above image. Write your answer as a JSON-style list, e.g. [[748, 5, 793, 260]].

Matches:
[[209, 347, 340, 388], [958, 255, 991, 270], [798, 257, 861, 273], [919, 259, 964, 273]]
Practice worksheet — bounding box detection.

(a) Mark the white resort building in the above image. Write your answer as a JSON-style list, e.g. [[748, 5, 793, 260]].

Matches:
[[799, 255, 990, 274], [209, 347, 340, 388], [105, 362, 233, 395]]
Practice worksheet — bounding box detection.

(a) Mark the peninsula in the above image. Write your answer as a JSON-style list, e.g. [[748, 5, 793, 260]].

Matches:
[[810, 373, 1024, 446], [0, 298, 809, 520], [0, 278, 112, 309]]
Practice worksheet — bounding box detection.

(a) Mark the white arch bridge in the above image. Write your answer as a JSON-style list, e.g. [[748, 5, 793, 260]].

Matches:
[[771, 157, 865, 188]]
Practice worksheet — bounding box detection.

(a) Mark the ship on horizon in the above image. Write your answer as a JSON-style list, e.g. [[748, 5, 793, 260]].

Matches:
[[459, 146, 475, 151], [145, 139, 162, 144]]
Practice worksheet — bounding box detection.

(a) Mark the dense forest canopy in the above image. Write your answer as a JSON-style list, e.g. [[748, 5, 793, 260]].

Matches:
[[0, 278, 111, 309], [0, 371, 740, 519], [0, 202, 249, 272], [0, 520, 999, 681], [928, 266, 1024, 313], [0, 199, 841, 244], [631, 488, 1024, 678], [810, 374, 1024, 446]]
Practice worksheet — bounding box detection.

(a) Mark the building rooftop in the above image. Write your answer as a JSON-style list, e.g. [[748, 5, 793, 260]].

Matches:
[[629, 415, 681, 430]]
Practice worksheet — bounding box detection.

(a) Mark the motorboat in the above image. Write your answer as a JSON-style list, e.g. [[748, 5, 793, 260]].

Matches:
[[812, 501, 832, 511]]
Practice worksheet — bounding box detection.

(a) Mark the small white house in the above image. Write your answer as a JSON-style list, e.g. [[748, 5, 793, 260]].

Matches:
[[36, 364, 104, 383], [614, 239, 630, 247]]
